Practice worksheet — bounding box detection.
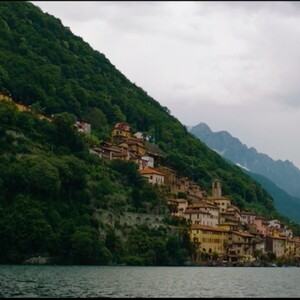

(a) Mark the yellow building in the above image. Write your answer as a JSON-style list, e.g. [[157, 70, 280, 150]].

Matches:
[[126, 137, 146, 156], [15, 103, 31, 112], [0, 92, 12, 102], [217, 222, 240, 232], [229, 231, 256, 262], [112, 122, 131, 139], [0, 92, 52, 122], [190, 224, 229, 259]]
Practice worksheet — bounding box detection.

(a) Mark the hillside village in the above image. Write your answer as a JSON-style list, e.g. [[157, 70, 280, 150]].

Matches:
[[2, 92, 300, 266], [89, 121, 300, 266]]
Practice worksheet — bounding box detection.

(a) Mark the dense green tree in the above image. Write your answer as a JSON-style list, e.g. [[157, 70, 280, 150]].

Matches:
[[109, 160, 145, 188], [105, 228, 124, 263], [0, 1, 298, 266], [1, 194, 53, 263], [29, 158, 61, 197], [70, 226, 112, 265], [52, 112, 85, 153]]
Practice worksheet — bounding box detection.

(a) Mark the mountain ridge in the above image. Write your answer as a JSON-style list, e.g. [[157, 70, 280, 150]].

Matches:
[[189, 122, 300, 223]]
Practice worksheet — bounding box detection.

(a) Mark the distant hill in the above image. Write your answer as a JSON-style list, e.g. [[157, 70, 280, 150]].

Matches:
[[189, 122, 300, 223], [245, 171, 300, 224]]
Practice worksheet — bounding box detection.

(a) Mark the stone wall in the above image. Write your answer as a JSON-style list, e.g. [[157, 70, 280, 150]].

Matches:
[[93, 209, 165, 228]]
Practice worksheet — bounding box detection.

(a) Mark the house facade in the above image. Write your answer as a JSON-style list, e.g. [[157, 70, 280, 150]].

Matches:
[[190, 224, 229, 258], [112, 122, 131, 139], [139, 168, 165, 185]]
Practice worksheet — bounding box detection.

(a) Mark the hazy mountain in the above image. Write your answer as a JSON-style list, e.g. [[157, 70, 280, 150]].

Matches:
[[189, 122, 300, 223], [245, 171, 300, 224]]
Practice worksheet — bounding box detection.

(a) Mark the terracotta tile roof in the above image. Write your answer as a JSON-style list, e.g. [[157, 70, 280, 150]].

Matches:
[[188, 203, 217, 209], [139, 168, 164, 176], [231, 231, 255, 238], [227, 205, 240, 210], [185, 209, 210, 215], [220, 212, 234, 216], [169, 199, 188, 203], [127, 137, 145, 143], [191, 224, 229, 232], [241, 211, 257, 216], [101, 146, 121, 153], [266, 235, 287, 241], [114, 122, 130, 129]]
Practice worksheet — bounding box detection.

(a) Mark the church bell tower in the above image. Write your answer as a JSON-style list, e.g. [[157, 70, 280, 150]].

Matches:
[[212, 179, 222, 198]]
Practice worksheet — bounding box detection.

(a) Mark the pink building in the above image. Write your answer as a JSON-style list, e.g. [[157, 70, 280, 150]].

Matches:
[[253, 217, 269, 236]]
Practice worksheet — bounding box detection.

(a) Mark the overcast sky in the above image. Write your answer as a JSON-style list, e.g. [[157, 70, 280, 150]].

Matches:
[[32, 1, 300, 169]]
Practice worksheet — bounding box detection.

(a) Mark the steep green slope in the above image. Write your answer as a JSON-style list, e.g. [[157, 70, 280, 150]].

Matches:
[[0, 1, 277, 213], [0, 101, 193, 265], [0, 1, 295, 263]]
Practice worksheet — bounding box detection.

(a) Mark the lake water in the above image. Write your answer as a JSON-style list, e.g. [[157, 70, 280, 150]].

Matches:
[[1, 265, 299, 298]]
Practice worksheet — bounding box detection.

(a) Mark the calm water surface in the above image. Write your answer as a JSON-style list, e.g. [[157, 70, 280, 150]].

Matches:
[[0, 265, 299, 298]]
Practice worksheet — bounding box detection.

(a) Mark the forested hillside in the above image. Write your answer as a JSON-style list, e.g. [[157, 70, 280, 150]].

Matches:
[[0, 1, 296, 264]]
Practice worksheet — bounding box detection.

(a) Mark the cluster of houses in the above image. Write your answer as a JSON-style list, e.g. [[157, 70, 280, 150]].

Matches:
[[90, 121, 300, 265], [2, 92, 300, 264], [0, 92, 91, 132], [89, 122, 166, 180], [170, 179, 300, 265]]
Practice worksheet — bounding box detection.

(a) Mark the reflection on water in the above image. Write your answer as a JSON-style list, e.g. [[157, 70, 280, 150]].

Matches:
[[0, 265, 300, 298]]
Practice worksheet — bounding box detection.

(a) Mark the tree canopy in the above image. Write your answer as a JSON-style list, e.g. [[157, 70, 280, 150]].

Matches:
[[0, 1, 296, 265]]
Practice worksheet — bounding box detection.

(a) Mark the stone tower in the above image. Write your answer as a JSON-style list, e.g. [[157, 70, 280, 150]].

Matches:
[[212, 179, 222, 198]]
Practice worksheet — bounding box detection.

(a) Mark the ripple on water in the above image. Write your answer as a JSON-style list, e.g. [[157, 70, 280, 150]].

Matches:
[[1, 266, 300, 298]]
